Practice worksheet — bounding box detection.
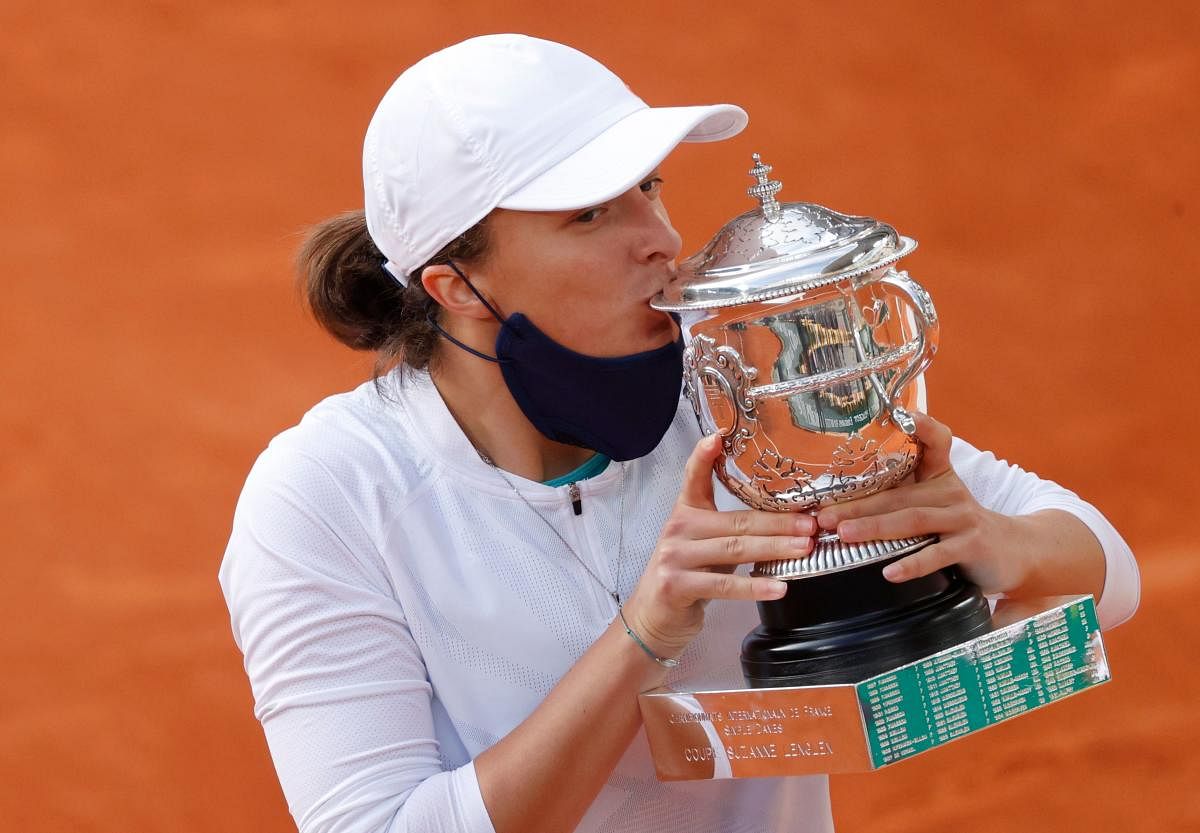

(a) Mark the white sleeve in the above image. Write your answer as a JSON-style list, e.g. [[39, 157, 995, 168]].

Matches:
[[218, 447, 496, 833], [950, 436, 1141, 631]]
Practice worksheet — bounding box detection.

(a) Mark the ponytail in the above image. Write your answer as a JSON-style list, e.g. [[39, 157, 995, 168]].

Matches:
[[296, 211, 489, 377]]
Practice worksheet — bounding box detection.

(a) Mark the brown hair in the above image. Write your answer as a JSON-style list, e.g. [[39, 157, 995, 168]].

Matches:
[[296, 211, 490, 377]]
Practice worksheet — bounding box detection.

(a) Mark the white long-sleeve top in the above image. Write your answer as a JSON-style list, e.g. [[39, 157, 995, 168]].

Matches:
[[218, 371, 1139, 833]]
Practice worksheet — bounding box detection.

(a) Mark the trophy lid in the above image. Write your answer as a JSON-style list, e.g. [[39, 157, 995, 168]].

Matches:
[[652, 154, 917, 311]]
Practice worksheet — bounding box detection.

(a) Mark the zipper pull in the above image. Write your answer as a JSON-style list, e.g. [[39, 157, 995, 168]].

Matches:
[[568, 482, 582, 515]]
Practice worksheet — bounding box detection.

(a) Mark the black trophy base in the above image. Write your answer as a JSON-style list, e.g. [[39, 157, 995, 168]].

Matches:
[[741, 552, 993, 688]]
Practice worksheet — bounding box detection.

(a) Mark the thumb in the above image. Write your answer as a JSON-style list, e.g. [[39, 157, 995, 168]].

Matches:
[[678, 434, 722, 509], [912, 411, 954, 482]]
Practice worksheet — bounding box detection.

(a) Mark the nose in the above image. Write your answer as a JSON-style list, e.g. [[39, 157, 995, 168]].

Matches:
[[626, 189, 682, 265]]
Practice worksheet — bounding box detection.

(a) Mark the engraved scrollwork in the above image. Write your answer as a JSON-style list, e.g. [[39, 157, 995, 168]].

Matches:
[[830, 432, 879, 469], [748, 451, 825, 508], [683, 334, 759, 456], [829, 432, 919, 500], [752, 449, 815, 484], [750, 449, 819, 507], [888, 440, 920, 484]]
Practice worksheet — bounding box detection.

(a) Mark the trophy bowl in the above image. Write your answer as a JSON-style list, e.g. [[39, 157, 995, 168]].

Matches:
[[652, 155, 992, 686]]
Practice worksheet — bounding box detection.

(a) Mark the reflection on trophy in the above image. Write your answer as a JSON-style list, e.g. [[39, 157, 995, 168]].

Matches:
[[652, 155, 993, 687]]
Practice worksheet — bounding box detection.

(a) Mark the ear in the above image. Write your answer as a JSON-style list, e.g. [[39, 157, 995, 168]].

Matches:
[[420, 264, 498, 321]]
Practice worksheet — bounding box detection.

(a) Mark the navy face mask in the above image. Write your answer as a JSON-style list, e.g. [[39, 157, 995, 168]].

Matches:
[[431, 261, 684, 462]]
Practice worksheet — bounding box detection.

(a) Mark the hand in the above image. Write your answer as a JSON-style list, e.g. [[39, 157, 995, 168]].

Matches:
[[621, 434, 816, 659], [815, 413, 1028, 595]]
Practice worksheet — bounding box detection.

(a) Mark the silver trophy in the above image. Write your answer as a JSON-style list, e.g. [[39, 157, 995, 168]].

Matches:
[[635, 159, 1110, 780], [652, 155, 992, 686]]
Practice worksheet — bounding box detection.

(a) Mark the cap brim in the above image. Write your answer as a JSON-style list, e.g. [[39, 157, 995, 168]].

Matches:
[[496, 103, 747, 212]]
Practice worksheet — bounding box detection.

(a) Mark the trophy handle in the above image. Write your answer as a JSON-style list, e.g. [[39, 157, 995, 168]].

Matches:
[[875, 268, 939, 434], [683, 334, 760, 456]]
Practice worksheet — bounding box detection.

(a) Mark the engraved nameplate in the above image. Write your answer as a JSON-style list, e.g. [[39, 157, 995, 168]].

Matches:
[[640, 595, 1108, 780]]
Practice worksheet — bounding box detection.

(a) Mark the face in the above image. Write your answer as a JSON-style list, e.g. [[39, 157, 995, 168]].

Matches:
[[463, 172, 683, 357]]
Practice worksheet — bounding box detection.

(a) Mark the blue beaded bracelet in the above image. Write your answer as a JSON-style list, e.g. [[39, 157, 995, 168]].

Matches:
[[618, 605, 680, 668]]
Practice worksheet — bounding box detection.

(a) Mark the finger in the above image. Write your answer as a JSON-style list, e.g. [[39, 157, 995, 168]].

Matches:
[[677, 434, 722, 509], [669, 570, 789, 603], [679, 507, 817, 540], [912, 412, 953, 481], [680, 533, 814, 567], [881, 542, 956, 582], [816, 478, 949, 529], [835, 506, 959, 543]]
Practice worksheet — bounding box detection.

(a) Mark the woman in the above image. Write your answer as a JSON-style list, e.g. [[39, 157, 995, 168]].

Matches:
[[219, 34, 1139, 833]]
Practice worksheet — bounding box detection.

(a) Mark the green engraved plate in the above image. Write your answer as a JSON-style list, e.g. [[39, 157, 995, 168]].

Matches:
[[859, 597, 1108, 768], [641, 596, 1110, 780]]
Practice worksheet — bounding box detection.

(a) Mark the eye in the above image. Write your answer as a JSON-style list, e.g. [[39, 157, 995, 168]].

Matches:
[[574, 207, 604, 224], [639, 176, 664, 197]]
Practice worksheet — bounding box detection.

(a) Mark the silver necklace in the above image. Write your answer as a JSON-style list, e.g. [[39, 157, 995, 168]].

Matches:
[[478, 451, 626, 607]]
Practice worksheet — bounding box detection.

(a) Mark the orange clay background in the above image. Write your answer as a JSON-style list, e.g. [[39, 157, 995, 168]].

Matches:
[[3, 2, 1198, 831]]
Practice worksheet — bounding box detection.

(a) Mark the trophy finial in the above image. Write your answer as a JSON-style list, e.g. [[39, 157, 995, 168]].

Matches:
[[747, 153, 783, 222]]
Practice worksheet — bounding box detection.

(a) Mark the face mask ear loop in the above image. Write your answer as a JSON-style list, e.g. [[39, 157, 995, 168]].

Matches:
[[425, 312, 501, 363], [423, 260, 505, 363], [447, 260, 507, 324]]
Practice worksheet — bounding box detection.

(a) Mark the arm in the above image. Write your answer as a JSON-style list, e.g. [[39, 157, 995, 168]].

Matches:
[[816, 413, 1140, 629], [219, 449, 494, 833], [222, 436, 812, 833]]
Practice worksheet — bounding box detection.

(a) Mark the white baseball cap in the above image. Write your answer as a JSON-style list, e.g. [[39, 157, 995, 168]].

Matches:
[[363, 34, 748, 284]]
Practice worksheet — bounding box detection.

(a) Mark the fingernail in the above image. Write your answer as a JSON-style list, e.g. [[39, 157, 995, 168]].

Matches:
[[882, 563, 903, 581], [838, 520, 861, 540], [791, 536, 812, 552], [816, 510, 837, 530], [796, 515, 817, 534], [766, 580, 788, 599]]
